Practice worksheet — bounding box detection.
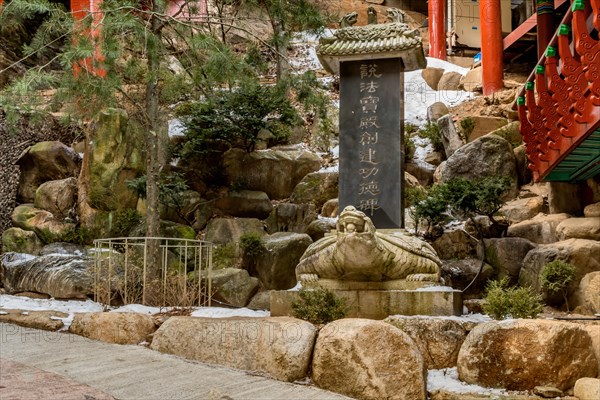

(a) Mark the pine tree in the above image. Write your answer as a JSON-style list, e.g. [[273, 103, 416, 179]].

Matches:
[[0, 0, 254, 275]]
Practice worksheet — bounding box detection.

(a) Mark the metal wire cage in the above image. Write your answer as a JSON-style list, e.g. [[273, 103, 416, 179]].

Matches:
[[92, 237, 213, 307]]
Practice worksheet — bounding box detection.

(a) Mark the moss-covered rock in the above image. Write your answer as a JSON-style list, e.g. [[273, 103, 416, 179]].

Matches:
[[290, 171, 338, 210], [16, 141, 80, 203], [2, 227, 43, 255], [11, 204, 75, 244], [87, 109, 146, 211]]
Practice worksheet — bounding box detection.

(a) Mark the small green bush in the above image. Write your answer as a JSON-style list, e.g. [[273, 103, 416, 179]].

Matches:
[[483, 278, 543, 320], [239, 232, 265, 259], [404, 122, 418, 135], [110, 209, 142, 238], [62, 226, 98, 246], [404, 133, 416, 160], [459, 117, 475, 141], [418, 121, 443, 152], [292, 288, 347, 325], [212, 243, 237, 269], [541, 260, 576, 310]]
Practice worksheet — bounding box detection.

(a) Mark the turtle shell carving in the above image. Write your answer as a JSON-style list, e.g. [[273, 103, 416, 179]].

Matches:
[[296, 206, 441, 284]]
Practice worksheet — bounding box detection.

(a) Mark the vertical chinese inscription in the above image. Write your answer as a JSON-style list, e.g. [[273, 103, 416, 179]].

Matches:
[[339, 58, 404, 228]]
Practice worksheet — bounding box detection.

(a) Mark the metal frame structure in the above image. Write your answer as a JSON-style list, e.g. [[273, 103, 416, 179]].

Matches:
[[93, 237, 213, 307]]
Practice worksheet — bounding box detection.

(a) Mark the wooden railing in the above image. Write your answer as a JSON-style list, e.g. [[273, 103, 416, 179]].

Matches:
[[516, 0, 600, 182]]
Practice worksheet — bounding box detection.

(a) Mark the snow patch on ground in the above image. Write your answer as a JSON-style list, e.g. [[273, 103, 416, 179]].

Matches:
[[0, 295, 104, 314], [415, 285, 456, 292], [389, 313, 492, 324], [428, 368, 508, 396], [191, 307, 269, 318]]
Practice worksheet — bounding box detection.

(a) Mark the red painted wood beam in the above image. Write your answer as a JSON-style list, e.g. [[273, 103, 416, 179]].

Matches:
[[536, 1, 556, 59], [503, 0, 568, 51], [480, 0, 504, 95], [428, 0, 446, 60]]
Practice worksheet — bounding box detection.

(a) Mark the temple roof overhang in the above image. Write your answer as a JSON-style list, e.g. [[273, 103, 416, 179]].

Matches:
[[316, 22, 427, 75]]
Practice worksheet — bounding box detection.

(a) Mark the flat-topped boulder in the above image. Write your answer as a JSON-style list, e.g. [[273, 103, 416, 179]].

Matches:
[[457, 319, 598, 391], [150, 316, 316, 382]]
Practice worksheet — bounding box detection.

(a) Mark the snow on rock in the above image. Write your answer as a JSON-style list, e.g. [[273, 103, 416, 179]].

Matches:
[[405, 58, 474, 126], [191, 307, 269, 318], [428, 368, 509, 396]]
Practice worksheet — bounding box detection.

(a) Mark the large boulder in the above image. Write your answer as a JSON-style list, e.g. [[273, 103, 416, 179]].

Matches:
[[460, 66, 483, 92], [254, 232, 312, 290], [427, 102, 449, 122], [159, 190, 212, 231], [11, 204, 75, 244], [290, 171, 338, 210], [548, 182, 582, 215], [484, 237, 537, 283], [223, 146, 322, 200], [519, 239, 600, 307], [441, 258, 494, 294], [405, 160, 436, 187], [556, 218, 600, 241], [584, 202, 600, 217], [210, 268, 259, 307], [457, 319, 598, 391], [465, 117, 508, 142], [34, 177, 78, 218], [514, 144, 533, 186], [432, 229, 480, 260], [85, 109, 145, 211], [0, 309, 68, 331], [582, 324, 600, 373], [507, 213, 571, 244], [16, 141, 80, 203], [437, 115, 464, 158], [151, 316, 316, 382], [2, 227, 43, 255], [574, 272, 600, 314], [422, 67, 445, 90], [69, 312, 156, 344], [214, 190, 273, 220], [435, 134, 518, 199], [574, 378, 600, 400], [1, 252, 93, 299], [265, 203, 318, 234], [499, 196, 548, 224], [204, 218, 265, 245], [385, 316, 468, 369], [437, 71, 463, 91], [312, 318, 426, 400]]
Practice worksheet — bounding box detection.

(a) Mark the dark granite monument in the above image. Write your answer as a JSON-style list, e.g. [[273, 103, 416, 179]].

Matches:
[[317, 7, 426, 229], [339, 58, 404, 228]]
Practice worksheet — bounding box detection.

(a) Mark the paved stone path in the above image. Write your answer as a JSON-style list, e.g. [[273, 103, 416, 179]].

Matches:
[[0, 323, 350, 400]]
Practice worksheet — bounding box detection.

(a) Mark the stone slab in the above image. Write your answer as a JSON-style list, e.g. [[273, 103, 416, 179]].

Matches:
[[271, 289, 462, 319]]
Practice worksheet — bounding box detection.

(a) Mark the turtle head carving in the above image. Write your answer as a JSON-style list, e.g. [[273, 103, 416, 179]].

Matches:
[[336, 206, 375, 234], [340, 11, 358, 28]]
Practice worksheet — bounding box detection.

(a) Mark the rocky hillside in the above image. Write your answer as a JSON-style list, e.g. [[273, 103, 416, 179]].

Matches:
[[0, 113, 80, 238]]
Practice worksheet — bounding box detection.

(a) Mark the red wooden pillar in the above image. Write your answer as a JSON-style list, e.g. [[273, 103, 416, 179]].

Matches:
[[428, 0, 447, 60], [71, 0, 105, 77], [480, 0, 504, 95], [536, 0, 555, 59]]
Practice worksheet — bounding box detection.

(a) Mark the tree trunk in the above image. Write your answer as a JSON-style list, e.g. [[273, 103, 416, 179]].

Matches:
[[272, 18, 289, 82], [145, 3, 163, 281]]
